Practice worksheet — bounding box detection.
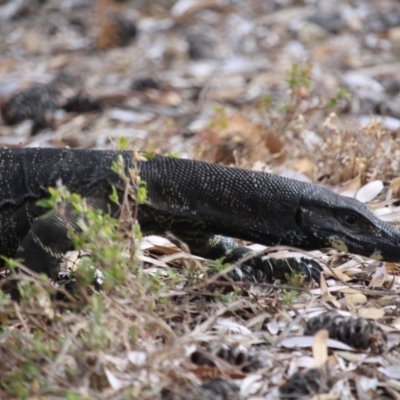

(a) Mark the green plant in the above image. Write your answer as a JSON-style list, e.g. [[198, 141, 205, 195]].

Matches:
[[280, 289, 298, 306], [259, 63, 351, 136], [209, 104, 229, 129]]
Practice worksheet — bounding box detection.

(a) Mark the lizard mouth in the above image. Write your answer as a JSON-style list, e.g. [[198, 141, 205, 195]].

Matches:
[[324, 230, 400, 262]]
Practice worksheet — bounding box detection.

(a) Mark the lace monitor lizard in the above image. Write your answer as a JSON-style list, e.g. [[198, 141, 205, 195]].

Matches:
[[1, 147, 400, 290]]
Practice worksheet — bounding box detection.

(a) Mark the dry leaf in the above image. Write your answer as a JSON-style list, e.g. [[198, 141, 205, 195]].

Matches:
[[358, 308, 385, 320], [293, 157, 318, 177], [327, 267, 352, 281], [390, 317, 400, 330], [385, 383, 400, 400], [279, 336, 353, 351], [294, 356, 316, 369], [214, 318, 252, 335], [355, 180, 384, 203], [310, 394, 339, 400], [336, 287, 363, 295], [383, 262, 400, 274], [390, 177, 400, 198], [138, 255, 170, 269], [320, 275, 341, 308], [376, 295, 398, 307], [266, 318, 280, 335], [379, 365, 400, 380], [338, 175, 361, 197], [344, 293, 367, 305], [333, 351, 368, 363], [240, 374, 264, 397], [368, 264, 386, 288], [38, 291, 54, 320], [104, 368, 125, 390], [312, 329, 329, 368], [171, 0, 228, 17], [265, 130, 285, 156], [356, 376, 378, 396], [189, 365, 221, 381], [127, 351, 147, 366]]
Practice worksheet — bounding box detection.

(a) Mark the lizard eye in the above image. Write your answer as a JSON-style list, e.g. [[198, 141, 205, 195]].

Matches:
[[344, 213, 358, 226]]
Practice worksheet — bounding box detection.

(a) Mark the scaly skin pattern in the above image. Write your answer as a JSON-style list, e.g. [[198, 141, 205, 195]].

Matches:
[[1, 148, 399, 284]]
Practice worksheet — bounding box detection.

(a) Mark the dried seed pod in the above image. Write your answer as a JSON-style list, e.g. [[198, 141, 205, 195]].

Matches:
[[63, 91, 103, 113], [279, 368, 330, 399], [191, 343, 271, 372], [186, 31, 216, 60], [110, 14, 137, 46], [1, 84, 60, 135], [130, 77, 162, 92], [0, 72, 82, 135], [305, 310, 387, 353], [162, 378, 241, 400], [96, 10, 137, 49]]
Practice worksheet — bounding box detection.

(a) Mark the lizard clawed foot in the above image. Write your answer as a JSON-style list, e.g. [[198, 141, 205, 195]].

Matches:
[[55, 251, 104, 294], [264, 256, 322, 282], [229, 256, 322, 284]]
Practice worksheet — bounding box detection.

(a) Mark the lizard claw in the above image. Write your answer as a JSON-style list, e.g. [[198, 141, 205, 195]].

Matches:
[[56, 251, 104, 293], [262, 256, 322, 282], [226, 265, 266, 283], [296, 258, 323, 282], [56, 265, 104, 289]]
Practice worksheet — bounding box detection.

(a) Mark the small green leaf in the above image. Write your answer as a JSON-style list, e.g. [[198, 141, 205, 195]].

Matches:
[[336, 87, 351, 100], [327, 98, 338, 108], [166, 151, 180, 158], [111, 155, 125, 177], [109, 185, 119, 204], [281, 289, 298, 306], [36, 198, 54, 208], [260, 95, 272, 110], [143, 151, 156, 160], [118, 136, 128, 150]]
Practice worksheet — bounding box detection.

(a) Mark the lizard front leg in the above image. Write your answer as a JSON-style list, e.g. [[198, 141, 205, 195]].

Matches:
[[140, 209, 322, 283], [10, 196, 113, 300], [15, 206, 77, 279], [2, 206, 77, 301], [170, 232, 322, 283]]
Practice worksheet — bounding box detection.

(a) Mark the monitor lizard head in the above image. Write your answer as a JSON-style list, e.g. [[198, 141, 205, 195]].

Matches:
[[295, 186, 400, 262]]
